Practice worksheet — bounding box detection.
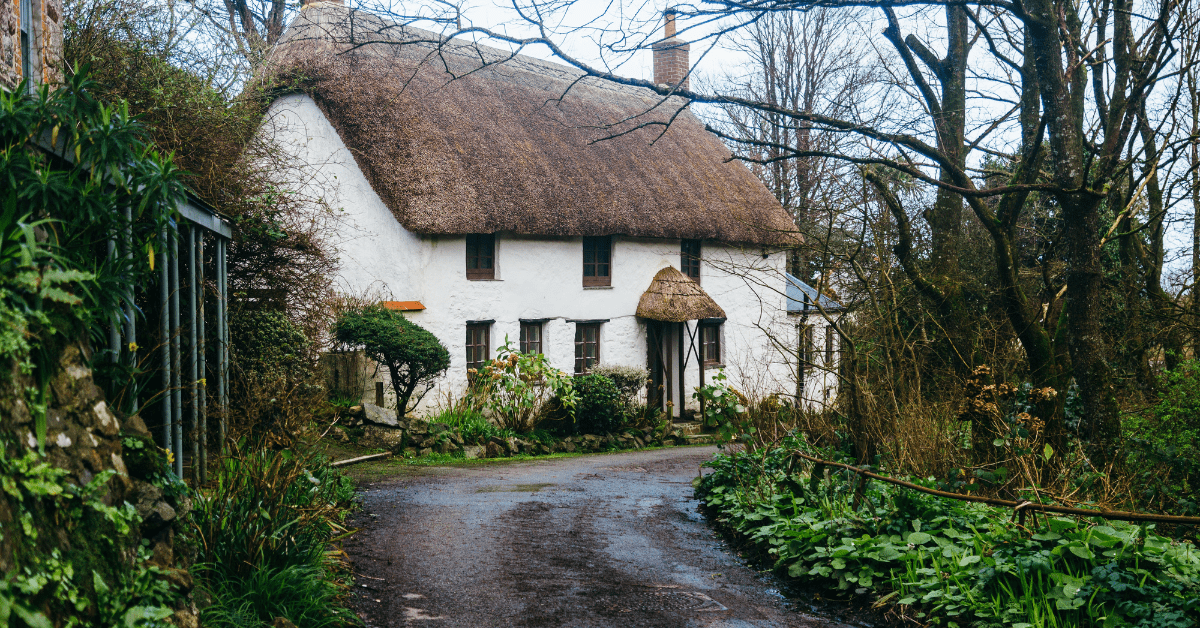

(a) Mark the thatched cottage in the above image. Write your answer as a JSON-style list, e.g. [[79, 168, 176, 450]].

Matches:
[[259, 1, 841, 416]]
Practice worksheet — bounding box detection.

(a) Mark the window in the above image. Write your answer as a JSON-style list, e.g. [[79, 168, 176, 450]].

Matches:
[[681, 239, 701, 282], [574, 323, 600, 374], [20, 0, 34, 89], [582, 236, 611, 286], [466, 234, 495, 280], [701, 323, 721, 365], [825, 328, 836, 365], [466, 323, 490, 373], [799, 324, 814, 365], [520, 322, 542, 355]]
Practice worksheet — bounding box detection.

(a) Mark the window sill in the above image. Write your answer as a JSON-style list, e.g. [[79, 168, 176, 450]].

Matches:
[[583, 285, 613, 290], [703, 363, 725, 369], [467, 278, 503, 282]]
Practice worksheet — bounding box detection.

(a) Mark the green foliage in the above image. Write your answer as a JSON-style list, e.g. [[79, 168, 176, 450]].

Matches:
[[1120, 360, 1200, 516], [0, 444, 179, 627], [587, 364, 647, 405], [198, 564, 347, 628], [471, 338, 577, 432], [431, 407, 511, 444], [697, 439, 1200, 627], [0, 72, 184, 419], [229, 309, 312, 382], [193, 446, 357, 628], [573, 374, 624, 435], [334, 306, 449, 417], [694, 370, 749, 442]]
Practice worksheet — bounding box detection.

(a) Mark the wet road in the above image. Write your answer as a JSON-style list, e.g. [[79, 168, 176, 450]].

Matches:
[[345, 446, 852, 628]]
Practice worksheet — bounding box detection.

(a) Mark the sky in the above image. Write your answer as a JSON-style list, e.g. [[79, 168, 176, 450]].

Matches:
[[346, 0, 1195, 287]]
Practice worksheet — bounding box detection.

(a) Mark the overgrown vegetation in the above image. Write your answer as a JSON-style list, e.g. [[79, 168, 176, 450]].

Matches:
[[470, 339, 577, 432], [0, 443, 181, 627], [0, 71, 194, 626], [699, 437, 1200, 627], [192, 445, 357, 628]]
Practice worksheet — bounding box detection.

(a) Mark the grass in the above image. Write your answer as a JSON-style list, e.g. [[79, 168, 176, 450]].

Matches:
[[697, 435, 1200, 628], [192, 445, 359, 628]]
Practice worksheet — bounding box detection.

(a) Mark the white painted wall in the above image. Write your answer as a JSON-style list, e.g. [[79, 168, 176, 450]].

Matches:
[[262, 93, 837, 417]]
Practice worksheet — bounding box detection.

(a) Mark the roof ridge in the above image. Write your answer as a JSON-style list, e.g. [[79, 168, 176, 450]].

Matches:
[[274, 5, 662, 102]]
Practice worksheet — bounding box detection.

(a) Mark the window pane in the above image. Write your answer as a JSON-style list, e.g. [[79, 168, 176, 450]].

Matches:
[[466, 234, 495, 279], [574, 324, 600, 373], [520, 323, 542, 354]]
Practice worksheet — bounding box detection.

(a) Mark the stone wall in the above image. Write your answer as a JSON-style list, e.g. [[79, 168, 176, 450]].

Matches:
[[0, 0, 63, 91], [0, 343, 198, 626]]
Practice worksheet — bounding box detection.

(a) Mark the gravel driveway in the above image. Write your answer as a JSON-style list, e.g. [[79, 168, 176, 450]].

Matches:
[[344, 446, 856, 627]]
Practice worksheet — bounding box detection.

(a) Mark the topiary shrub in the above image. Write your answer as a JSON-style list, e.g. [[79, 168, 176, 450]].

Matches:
[[333, 305, 450, 417], [574, 374, 624, 435]]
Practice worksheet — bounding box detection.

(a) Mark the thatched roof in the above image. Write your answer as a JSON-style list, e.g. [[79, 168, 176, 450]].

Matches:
[[260, 5, 798, 246], [636, 267, 726, 322]]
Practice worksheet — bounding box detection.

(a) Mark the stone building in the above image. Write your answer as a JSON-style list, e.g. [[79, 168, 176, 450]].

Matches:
[[0, 0, 63, 90]]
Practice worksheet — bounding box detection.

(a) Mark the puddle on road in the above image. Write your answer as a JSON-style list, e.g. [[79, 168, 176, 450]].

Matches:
[[475, 483, 555, 493]]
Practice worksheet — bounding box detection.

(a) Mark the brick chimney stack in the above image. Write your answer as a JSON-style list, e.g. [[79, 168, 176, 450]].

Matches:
[[652, 9, 690, 89]]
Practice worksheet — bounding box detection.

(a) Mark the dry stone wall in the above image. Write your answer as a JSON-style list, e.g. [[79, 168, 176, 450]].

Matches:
[[0, 343, 198, 627]]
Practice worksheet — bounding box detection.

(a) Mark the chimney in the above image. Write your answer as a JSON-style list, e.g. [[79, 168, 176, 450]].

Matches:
[[653, 9, 690, 90]]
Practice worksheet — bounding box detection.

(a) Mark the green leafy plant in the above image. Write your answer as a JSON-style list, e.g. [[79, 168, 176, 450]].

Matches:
[[193, 445, 357, 628], [471, 338, 577, 433], [333, 305, 450, 418], [573, 374, 623, 434], [432, 406, 510, 444], [0, 444, 179, 627], [697, 437, 1200, 628], [229, 309, 313, 383], [694, 370, 750, 443]]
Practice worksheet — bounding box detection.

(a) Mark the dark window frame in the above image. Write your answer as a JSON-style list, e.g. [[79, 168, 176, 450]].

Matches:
[[466, 323, 491, 374], [799, 324, 814, 365], [681, 239, 701, 282], [20, 0, 35, 90], [825, 327, 836, 365], [582, 236, 612, 286], [700, 323, 722, 365], [465, 233, 496, 280], [574, 323, 601, 374], [520, 321, 543, 355]]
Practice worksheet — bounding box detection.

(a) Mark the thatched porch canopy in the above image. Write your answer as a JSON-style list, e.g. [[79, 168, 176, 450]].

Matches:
[[636, 267, 726, 322]]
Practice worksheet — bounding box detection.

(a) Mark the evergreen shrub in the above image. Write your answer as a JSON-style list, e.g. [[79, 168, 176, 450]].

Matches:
[[229, 309, 312, 382], [574, 374, 624, 434]]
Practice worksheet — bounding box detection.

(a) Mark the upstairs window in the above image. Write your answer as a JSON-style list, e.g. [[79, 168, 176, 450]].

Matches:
[[681, 239, 701, 282], [825, 328, 837, 365], [520, 322, 542, 355], [466, 323, 490, 374], [466, 234, 495, 280], [701, 323, 721, 365], [574, 323, 600, 374], [582, 236, 611, 286]]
